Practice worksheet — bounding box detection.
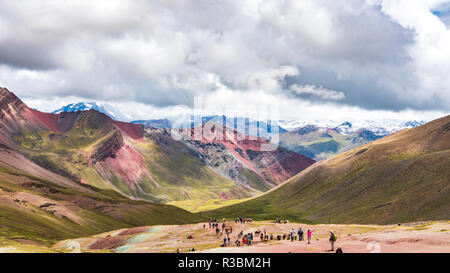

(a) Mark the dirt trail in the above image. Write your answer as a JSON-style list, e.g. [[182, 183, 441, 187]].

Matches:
[[53, 220, 450, 253]]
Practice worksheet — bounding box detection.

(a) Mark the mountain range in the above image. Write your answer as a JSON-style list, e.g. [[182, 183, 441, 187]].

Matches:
[[279, 123, 382, 161], [1, 88, 313, 203], [54, 102, 426, 162], [206, 115, 450, 224]]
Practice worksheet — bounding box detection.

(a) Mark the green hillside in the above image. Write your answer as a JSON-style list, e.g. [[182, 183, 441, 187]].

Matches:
[[0, 148, 202, 247]]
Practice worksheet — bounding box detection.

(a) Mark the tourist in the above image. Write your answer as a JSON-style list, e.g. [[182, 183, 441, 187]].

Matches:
[[329, 231, 337, 251], [307, 229, 314, 244], [298, 228, 303, 241]]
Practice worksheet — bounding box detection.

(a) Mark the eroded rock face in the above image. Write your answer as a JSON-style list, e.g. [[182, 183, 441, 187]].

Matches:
[[181, 123, 316, 191], [0, 88, 26, 112], [89, 131, 124, 164]]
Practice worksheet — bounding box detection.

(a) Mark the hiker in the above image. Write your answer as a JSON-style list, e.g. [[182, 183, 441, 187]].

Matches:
[[203, 224, 206, 229], [223, 237, 227, 247], [270, 234, 273, 240], [260, 233, 264, 242], [277, 234, 281, 240], [307, 229, 314, 244], [242, 237, 247, 245], [329, 231, 337, 251], [247, 233, 252, 246], [298, 228, 304, 241], [282, 234, 286, 240], [228, 237, 231, 246], [235, 239, 241, 247], [290, 228, 295, 242]]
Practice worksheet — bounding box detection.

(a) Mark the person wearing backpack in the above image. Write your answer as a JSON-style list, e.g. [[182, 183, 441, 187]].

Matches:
[[290, 228, 295, 242], [329, 231, 337, 251], [298, 228, 304, 241]]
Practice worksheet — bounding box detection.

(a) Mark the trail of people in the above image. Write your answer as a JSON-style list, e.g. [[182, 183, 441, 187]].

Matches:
[[54, 220, 450, 253]]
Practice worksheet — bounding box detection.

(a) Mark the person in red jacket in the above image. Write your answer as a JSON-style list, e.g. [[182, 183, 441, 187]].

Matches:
[[307, 229, 314, 244]]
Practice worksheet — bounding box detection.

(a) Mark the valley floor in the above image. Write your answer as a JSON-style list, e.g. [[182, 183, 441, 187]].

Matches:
[[168, 198, 249, 213], [46, 220, 450, 253]]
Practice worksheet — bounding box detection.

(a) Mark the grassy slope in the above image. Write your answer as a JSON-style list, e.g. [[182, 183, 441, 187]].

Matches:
[[168, 198, 250, 213], [0, 159, 202, 247], [205, 116, 450, 224]]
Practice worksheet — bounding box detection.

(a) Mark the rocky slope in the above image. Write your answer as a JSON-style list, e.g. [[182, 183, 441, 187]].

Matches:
[[182, 123, 315, 193]]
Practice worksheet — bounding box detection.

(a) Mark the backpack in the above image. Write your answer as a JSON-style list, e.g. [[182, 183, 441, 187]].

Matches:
[[332, 234, 337, 241]]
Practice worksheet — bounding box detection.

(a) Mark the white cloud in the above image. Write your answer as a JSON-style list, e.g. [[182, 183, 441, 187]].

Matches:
[[378, 0, 450, 108], [0, 0, 449, 123], [289, 84, 345, 101]]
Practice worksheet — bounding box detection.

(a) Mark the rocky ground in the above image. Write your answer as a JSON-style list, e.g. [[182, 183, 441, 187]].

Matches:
[[50, 220, 450, 253]]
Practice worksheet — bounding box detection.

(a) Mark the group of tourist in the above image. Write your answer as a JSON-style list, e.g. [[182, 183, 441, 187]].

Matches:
[[196, 218, 339, 252], [235, 217, 253, 224]]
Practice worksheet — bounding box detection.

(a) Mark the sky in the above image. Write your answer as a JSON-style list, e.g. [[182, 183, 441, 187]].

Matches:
[[0, 0, 449, 122]]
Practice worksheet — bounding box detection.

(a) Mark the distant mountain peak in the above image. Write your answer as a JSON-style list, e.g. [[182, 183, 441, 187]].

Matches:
[[52, 102, 130, 121], [340, 121, 352, 127], [334, 121, 355, 135], [292, 124, 319, 135], [402, 120, 425, 128]]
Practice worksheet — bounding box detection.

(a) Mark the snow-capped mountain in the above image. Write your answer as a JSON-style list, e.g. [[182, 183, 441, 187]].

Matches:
[[52, 102, 132, 121], [334, 121, 355, 135], [279, 119, 426, 136]]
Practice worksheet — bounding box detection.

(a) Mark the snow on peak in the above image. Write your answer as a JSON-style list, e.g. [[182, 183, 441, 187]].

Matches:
[[52, 102, 129, 121]]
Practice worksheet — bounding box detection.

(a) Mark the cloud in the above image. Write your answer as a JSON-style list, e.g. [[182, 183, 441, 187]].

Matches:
[[0, 0, 449, 122], [289, 84, 345, 101]]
